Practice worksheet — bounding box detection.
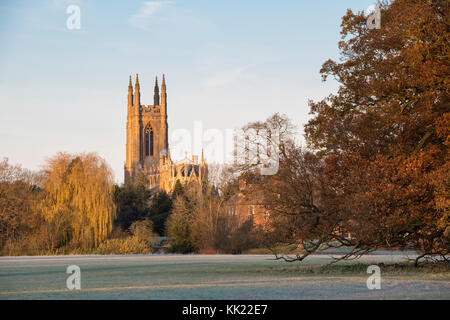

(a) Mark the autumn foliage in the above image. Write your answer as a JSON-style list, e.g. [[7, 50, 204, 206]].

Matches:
[[302, 0, 449, 263], [232, 0, 449, 264], [39, 153, 117, 250]]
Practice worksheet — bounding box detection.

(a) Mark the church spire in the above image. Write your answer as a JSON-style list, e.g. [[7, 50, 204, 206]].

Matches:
[[134, 74, 140, 107], [154, 76, 160, 106], [161, 74, 167, 112], [128, 74, 133, 107]]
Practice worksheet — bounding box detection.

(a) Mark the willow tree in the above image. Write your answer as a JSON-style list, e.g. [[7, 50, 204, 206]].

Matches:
[[40, 152, 116, 250]]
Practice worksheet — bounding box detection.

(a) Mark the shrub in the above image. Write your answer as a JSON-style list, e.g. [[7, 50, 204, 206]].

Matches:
[[96, 237, 150, 255], [129, 219, 156, 245]]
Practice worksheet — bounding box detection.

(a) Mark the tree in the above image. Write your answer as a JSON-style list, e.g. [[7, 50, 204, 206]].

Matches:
[[0, 158, 41, 253], [172, 179, 184, 199], [166, 194, 197, 253], [304, 0, 449, 264], [39, 152, 116, 250], [246, 137, 342, 262], [114, 173, 152, 231], [148, 191, 172, 235], [190, 187, 229, 251]]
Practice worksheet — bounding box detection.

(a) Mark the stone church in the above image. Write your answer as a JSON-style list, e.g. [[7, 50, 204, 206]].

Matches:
[[124, 74, 207, 193]]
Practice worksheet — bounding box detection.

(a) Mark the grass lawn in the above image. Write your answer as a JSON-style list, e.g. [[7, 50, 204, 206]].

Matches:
[[0, 254, 449, 299]]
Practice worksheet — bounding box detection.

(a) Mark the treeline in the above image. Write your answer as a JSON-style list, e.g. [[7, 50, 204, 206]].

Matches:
[[0, 154, 260, 255]]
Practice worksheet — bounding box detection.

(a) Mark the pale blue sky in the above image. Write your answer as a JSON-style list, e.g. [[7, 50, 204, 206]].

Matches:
[[0, 0, 376, 182]]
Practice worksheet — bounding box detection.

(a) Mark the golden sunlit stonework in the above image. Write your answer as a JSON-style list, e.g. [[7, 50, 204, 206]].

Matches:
[[124, 74, 207, 193]]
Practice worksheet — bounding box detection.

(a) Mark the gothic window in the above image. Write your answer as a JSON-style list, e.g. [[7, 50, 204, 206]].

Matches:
[[150, 130, 154, 156], [144, 125, 154, 156], [145, 131, 149, 156]]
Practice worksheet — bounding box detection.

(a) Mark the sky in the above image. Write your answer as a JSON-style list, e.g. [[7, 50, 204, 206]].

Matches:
[[0, 0, 377, 183]]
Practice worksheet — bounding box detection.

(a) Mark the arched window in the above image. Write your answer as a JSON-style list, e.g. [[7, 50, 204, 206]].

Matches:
[[144, 125, 154, 156]]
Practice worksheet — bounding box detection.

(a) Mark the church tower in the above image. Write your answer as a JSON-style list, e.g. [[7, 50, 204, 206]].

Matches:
[[124, 74, 168, 187], [124, 73, 207, 194]]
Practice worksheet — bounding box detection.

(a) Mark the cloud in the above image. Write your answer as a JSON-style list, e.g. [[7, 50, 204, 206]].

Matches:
[[128, 1, 203, 31]]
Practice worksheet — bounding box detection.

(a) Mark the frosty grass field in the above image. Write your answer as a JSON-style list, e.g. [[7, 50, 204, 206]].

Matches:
[[0, 253, 449, 299]]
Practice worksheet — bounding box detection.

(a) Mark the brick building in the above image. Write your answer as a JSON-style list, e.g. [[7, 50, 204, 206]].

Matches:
[[225, 177, 270, 228]]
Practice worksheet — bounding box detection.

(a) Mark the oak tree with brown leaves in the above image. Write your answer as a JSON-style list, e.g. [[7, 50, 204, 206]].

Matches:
[[305, 0, 449, 264]]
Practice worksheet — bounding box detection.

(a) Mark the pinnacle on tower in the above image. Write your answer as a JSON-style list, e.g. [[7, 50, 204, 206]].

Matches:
[[161, 74, 167, 112], [154, 76, 160, 106], [128, 74, 134, 107], [134, 73, 140, 106]]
